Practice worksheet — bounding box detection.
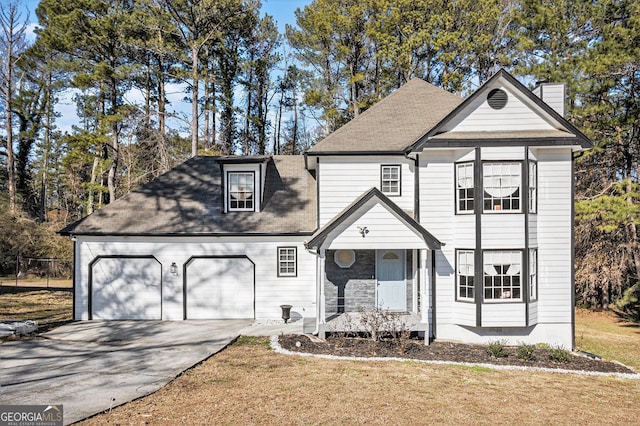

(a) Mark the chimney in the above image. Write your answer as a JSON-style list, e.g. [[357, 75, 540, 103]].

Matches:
[[532, 82, 565, 117]]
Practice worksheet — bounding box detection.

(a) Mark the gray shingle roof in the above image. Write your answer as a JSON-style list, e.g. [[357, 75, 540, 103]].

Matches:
[[308, 78, 463, 153], [60, 155, 317, 236]]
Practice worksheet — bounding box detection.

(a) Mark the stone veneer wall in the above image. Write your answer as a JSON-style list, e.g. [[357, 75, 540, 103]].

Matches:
[[324, 250, 413, 317]]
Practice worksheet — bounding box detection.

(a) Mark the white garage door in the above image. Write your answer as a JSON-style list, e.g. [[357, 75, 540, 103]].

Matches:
[[91, 257, 162, 320], [185, 257, 254, 319]]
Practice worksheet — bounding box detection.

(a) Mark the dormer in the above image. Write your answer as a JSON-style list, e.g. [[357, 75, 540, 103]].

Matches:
[[218, 155, 271, 213]]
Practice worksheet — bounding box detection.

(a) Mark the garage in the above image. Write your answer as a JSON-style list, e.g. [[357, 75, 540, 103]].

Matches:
[[90, 256, 162, 320], [184, 256, 255, 319]]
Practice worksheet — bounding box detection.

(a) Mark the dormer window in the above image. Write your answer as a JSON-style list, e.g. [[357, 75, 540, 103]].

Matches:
[[228, 172, 255, 211]]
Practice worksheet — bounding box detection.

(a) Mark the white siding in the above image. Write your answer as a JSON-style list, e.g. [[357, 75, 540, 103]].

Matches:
[[419, 151, 455, 328], [528, 215, 538, 247], [482, 303, 526, 327], [454, 215, 475, 248], [533, 83, 565, 117], [448, 86, 555, 132], [74, 236, 316, 321], [326, 203, 426, 250], [452, 302, 475, 326], [481, 146, 525, 161], [529, 301, 538, 325], [481, 215, 525, 249], [536, 148, 573, 324], [319, 156, 415, 226]]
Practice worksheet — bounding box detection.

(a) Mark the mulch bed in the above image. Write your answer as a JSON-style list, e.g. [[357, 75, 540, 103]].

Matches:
[[279, 334, 636, 374]]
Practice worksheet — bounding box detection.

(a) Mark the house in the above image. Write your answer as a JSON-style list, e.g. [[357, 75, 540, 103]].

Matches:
[[60, 69, 592, 348]]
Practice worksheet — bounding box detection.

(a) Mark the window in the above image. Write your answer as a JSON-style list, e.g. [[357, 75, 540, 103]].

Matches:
[[456, 162, 474, 213], [529, 249, 537, 301], [483, 162, 521, 212], [228, 172, 254, 211], [483, 250, 522, 301], [528, 161, 537, 213], [334, 249, 356, 268], [381, 165, 401, 196], [278, 247, 297, 277], [457, 250, 475, 301]]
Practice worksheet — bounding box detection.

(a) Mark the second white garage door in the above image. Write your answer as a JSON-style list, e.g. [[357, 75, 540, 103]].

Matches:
[[185, 256, 254, 319]]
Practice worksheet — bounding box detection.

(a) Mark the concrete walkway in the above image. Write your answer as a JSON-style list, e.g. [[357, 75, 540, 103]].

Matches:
[[0, 320, 251, 425]]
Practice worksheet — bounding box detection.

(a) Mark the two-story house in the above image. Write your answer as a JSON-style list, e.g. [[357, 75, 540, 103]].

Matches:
[[61, 69, 591, 348]]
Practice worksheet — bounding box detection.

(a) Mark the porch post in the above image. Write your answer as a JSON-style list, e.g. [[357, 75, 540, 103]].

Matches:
[[319, 248, 326, 326], [421, 249, 431, 345]]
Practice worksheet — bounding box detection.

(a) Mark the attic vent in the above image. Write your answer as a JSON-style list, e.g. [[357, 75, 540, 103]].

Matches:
[[487, 88, 508, 110]]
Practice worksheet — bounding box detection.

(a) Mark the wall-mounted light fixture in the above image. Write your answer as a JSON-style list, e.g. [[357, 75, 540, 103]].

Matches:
[[357, 226, 369, 238], [170, 262, 178, 275]]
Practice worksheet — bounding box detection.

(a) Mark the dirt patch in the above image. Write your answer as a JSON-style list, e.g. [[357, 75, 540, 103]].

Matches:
[[279, 334, 635, 374]]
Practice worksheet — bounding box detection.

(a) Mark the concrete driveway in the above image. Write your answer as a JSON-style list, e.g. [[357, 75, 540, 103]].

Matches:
[[0, 320, 251, 424]]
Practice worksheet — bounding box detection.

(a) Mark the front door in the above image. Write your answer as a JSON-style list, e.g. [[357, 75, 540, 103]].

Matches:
[[376, 250, 406, 311]]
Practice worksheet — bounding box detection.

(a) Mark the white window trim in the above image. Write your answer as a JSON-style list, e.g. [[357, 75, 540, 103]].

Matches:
[[483, 250, 523, 302], [277, 247, 297, 277], [227, 171, 255, 212], [483, 162, 522, 213], [380, 165, 401, 196]]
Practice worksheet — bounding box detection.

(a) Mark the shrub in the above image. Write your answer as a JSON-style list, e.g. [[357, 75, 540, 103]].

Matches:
[[516, 343, 536, 361], [548, 346, 572, 363], [487, 340, 508, 358]]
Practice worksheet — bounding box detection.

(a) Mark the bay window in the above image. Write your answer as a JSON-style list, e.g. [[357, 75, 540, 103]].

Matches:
[[456, 250, 475, 301], [483, 162, 521, 212], [529, 248, 538, 301], [483, 250, 522, 301], [456, 162, 474, 213]]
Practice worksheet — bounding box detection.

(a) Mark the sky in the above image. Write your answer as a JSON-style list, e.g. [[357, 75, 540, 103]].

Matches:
[[18, 0, 312, 134]]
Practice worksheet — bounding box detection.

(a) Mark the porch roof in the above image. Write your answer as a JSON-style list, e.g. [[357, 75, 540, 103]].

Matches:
[[305, 188, 442, 251]]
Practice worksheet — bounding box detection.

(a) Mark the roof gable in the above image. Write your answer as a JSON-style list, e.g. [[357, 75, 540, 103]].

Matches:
[[308, 79, 462, 154], [305, 187, 442, 250], [410, 69, 592, 150]]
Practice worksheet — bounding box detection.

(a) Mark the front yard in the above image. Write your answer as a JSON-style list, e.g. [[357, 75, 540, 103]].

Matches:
[[80, 309, 639, 425], [1, 289, 639, 424]]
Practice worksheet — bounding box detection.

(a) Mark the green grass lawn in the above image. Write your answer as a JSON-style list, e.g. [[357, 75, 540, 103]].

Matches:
[[575, 308, 640, 370]]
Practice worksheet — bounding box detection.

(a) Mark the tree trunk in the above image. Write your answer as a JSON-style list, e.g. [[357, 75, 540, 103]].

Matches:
[[157, 50, 168, 172], [107, 76, 119, 202], [191, 44, 199, 157], [87, 156, 99, 215]]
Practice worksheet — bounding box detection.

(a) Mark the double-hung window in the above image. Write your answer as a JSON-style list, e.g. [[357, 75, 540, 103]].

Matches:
[[529, 248, 538, 301], [456, 162, 474, 213], [483, 162, 521, 212], [381, 165, 401, 196], [483, 250, 522, 301], [228, 172, 254, 211], [528, 161, 537, 213], [456, 250, 475, 301], [277, 247, 297, 277]]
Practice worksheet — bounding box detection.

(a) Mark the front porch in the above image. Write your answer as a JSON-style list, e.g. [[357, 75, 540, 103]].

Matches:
[[318, 248, 432, 340], [322, 311, 426, 334]]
